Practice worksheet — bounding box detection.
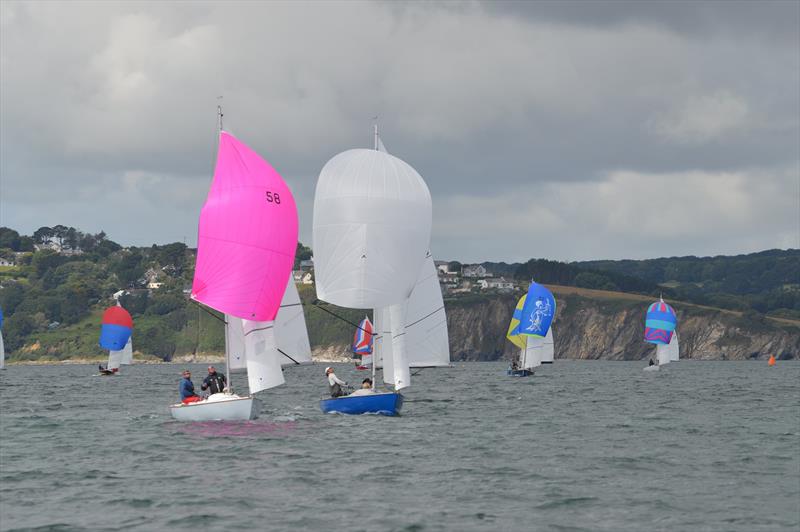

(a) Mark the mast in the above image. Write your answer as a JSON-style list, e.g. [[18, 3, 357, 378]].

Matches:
[[371, 314, 377, 389], [216, 100, 233, 394]]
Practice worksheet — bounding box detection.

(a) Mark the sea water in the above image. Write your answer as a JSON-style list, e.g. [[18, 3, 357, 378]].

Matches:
[[0, 361, 797, 531]]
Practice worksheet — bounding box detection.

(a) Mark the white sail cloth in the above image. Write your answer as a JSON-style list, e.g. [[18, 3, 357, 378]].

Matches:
[[312, 148, 432, 309], [242, 320, 285, 394], [656, 342, 671, 365], [521, 337, 543, 370], [541, 328, 554, 364], [0, 330, 5, 369], [404, 254, 450, 368], [227, 278, 311, 372]]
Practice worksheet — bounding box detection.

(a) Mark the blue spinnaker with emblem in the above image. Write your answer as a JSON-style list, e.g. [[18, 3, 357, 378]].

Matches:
[[518, 282, 556, 338]]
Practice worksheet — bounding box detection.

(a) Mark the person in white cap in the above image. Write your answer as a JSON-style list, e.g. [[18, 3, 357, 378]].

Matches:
[[325, 367, 348, 398]]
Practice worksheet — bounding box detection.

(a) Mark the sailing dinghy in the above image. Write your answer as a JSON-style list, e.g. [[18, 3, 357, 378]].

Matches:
[[643, 298, 678, 372], [314, 125, 432, 415], [98, 305, 133, 376], [506, 282, 556, 377], [170, 108, 299, 422]]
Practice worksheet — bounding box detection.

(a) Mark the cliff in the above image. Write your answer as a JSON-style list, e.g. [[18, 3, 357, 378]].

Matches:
[[444, 286, 800, 361]]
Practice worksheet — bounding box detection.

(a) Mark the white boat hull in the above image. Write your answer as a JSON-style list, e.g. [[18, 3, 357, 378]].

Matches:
[[169, 393, 262, 421], [643, 365, 660, 372]]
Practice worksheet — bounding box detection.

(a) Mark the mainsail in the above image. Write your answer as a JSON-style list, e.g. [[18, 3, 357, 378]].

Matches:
[[192, 130, 299, 395], [405, 254, 450, 367], [312, 136, 432, 390]]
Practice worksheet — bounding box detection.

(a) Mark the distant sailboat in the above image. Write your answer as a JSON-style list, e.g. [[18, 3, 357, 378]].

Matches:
[[170, 107, 299, 421], [314, 124, 432, 415], [98, 305, 133, 376], [643, 298, 678, 372], [353, 316, 374, 370], [506, 282, 556, 377]]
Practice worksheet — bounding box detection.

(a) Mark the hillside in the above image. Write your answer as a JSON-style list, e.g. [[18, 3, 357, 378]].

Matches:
[[1, 225, 798, 362]]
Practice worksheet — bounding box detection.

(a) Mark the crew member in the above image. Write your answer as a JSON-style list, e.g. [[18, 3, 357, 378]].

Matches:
[[179, 370, 202, 404], [325, 367, 348, 398], [201, 366, 227, 395]]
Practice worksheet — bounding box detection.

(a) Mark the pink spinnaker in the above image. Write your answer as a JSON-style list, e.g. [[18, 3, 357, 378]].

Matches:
[[192, 131, 298, 321]]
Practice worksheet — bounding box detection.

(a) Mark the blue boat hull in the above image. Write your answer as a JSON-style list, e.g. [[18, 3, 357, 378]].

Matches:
[[319, 392, 403, 416], [507, 369, 533, 377]]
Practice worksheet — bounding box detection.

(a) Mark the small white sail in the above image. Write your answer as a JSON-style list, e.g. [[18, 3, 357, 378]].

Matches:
[[226, 315, 247, 372], [242, 320, 285, 394], [0, 330, 5, 370], [379, 308, 396, 386], [669, 332, 680, 361], [405, 254, 450, 368], [541, 328, 554, 364], [389, 302, 411, 390], [521, 337, 543, 370], [107, 349, 123, 371], [119, 338, 133, 365], [656, 342, 671, 366], [275, 279, 312, 366]]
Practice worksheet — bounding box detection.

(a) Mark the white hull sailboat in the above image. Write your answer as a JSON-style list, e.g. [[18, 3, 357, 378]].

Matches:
[[169, 106, 300, 422]]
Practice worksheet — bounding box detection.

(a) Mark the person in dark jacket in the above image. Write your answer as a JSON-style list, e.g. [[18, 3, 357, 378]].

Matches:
[[201, 366, 227, 395], [179, 370, 202, 404]]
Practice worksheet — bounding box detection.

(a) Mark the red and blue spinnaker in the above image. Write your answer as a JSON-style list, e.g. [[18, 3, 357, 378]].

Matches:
[[352, 317, 374, 355], [99, 306, 133, 350]]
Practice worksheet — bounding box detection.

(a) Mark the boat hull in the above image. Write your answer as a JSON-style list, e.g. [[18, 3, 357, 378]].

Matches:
[[320, 392, 403, 416], [169, 394, 262, 421], [643, 365, 660, 372], [507, 369, 534, 377]]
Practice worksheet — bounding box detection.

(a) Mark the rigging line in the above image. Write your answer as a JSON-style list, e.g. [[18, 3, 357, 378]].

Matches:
[[189, 299, 227, 324], [310, 301, 371, 332], [243, 324, 275, 337], [405, 305, 445, 329], [277, 348, 300, 365], [279, 303, 303, 309]]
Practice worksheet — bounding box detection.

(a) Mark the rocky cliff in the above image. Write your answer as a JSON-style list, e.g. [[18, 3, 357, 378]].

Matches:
[[444, 286, 800, 361]]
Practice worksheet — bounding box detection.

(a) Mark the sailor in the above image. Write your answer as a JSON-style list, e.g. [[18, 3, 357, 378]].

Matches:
[[347, 378, 375, 397], [325, 367, 348, 398], [179, 370, 202, 404], [201, 365, 227, 395], [649, 358, 655, 366]]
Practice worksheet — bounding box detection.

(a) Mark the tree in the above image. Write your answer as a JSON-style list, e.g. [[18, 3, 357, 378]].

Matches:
[[33, 226, 54, 245], [448, 261, 463, 274], [0, 227, 21, 250]]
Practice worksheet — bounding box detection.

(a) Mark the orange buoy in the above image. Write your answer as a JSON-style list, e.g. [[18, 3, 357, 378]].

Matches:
[[768, 355, 776, 366]]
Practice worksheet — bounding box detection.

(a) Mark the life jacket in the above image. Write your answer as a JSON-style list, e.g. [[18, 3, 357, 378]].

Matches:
[[203, 372, 226, 394]]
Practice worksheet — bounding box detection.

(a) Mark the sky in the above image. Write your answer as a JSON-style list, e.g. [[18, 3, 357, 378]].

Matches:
[[1, 0, 798, 263]]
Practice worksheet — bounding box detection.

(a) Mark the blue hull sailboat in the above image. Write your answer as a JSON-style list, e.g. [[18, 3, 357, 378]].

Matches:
[[319, 392, 403, 416]]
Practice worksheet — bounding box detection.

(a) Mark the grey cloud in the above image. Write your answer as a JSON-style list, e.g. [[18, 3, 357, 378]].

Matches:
[[1, 1, 797, 261]]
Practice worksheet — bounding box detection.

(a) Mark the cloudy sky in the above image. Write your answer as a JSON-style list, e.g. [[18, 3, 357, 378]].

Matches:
[[1, 0, 798, 263]]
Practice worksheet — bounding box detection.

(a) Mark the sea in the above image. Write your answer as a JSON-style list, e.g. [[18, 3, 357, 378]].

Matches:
[[0, 361, 798, 532]]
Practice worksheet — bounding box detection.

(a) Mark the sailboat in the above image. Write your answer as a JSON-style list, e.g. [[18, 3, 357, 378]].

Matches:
[[353, 316, 374, 370], [643, 298, 678, 372], [506, 282, 556, 377], [314, 124, 432, 415], [98, 305, 133, 376], [170, 107, 299, 422]]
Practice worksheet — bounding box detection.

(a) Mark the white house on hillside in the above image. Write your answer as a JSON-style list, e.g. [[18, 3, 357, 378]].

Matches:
[[463, 264, 491, 278], [479, 277, 514, 291]]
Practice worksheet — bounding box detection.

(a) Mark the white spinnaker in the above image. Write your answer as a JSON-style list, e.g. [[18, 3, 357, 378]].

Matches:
[[656, 342, 671, 366], [541, 328, 554, 364], [312, 148, 432, 309], [275, 279, 312, 366], [522, 337, 543, 370], [119, 338, 133, 365], [107, 349, 123, 371], [226, 315, 247, 372], [242, 320, 285, 394], [0, 330, 5, 369], [389, 302, 410, 390], [669, 332, 680, 361], [405, 254, 450, 368]]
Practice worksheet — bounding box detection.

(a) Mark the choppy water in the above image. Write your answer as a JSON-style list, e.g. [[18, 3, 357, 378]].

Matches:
[[0, 361, 798, 531]]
